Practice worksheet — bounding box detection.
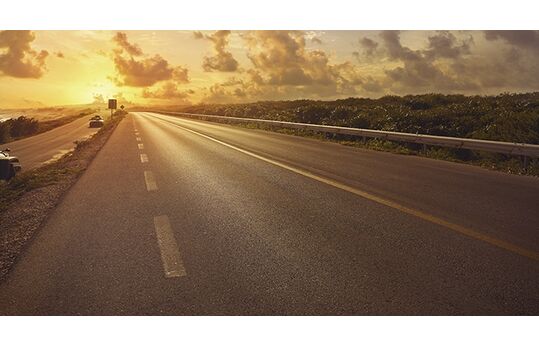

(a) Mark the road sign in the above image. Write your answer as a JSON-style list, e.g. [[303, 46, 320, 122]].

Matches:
[[108, 99, 117, 110], [108, 99, 117, 120]]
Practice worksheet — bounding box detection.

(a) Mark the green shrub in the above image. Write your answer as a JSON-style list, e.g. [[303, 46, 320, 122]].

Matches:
[[0, 116, 39, 144]]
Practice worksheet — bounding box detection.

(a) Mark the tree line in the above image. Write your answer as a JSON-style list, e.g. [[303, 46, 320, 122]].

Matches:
[[0, 117, 40, 144], [0, 108, 97, 145]]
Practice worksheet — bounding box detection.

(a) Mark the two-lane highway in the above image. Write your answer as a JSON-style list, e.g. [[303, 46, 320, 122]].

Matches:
[[0, 112, 537, 315], [5, 116, 100, 170]]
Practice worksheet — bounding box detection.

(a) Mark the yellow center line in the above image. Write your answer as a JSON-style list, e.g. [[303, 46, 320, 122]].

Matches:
[[146, 112, 539, 262]]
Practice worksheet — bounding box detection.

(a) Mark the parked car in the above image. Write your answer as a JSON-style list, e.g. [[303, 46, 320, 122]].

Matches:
[[0, 148, 22, 180], [89, 115, 104, 128]]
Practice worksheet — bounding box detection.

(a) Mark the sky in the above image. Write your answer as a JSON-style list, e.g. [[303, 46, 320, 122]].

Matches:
[[0, 30, 538, 108]]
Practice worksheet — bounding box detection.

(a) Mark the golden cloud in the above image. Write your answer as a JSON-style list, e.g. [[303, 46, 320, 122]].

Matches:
[[142, 81, 194, 100], [200, 31, 367, 103], [113, 32, 143, 56], [195, 30, 239, 72], [0, 30, 49, 78], [112, 32, 189, 87]]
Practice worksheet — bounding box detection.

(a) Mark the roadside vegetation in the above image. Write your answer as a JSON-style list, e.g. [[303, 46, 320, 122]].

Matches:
[[0, 114, 125, 279], [168, 92, 539, 175], [0, 108, 96, 144]]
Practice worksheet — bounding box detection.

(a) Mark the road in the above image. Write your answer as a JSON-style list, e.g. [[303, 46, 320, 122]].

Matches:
[[4, 116, 99, 170], [0, 111, 537, 315]]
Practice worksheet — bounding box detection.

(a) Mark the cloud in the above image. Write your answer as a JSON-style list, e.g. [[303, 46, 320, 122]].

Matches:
[[92, 94, 105, 104], [199, 33, 371, 103], [111, 32, 189, 87], [200, 75, 263, 103], [370, 31, 479, 93], [106, 30, 539, 104], [360, 76, 384, 93], [193, 31, 204, 40], [172, 65, 189, 83], [0, 30, 49, 78], [359, 37, 378, 57], [477, 31, 539, 89], [484, 30, 539, 52], [199, 31, 372, 103], [22, 98, 45, 107], [350, 30, 539, 95], [353, 36, 382, 63], [244, 31, 339, 86], [91, 92, 131, 106], [142, 82, 194, 102], [195, 30, 239, 72], [425, 31, 472, 59], [112, 92, 132, 106], [55, 51, 65, 58], [112, 32, 143, 56], [113, 54, 175, 87]]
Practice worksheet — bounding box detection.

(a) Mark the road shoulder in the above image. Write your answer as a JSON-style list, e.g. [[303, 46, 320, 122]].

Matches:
[[0, 115, 125, 280]]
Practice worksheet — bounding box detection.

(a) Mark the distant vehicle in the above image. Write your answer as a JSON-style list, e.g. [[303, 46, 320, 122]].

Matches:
[[89, 115, 104, 128], [0, 148, 22, 180]]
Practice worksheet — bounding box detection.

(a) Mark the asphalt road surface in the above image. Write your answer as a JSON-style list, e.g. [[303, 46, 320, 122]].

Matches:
[[4, 116, 99, 170], [0, 112, 537, 315]]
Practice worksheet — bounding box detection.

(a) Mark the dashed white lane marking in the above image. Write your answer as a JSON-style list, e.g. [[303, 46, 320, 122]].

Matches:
[[153, 215, 187, 278], [144, 170, 158, 191], [136, 137, 142, 142], [140, 153, 149, 163], [138, 143, 144, 150]]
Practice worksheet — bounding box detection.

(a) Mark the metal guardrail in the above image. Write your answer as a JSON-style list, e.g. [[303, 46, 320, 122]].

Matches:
[[155, 111, 539, 159]]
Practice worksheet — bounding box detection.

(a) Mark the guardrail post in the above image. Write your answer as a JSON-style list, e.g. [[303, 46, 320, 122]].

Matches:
[[522, 155, 529, 172]]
